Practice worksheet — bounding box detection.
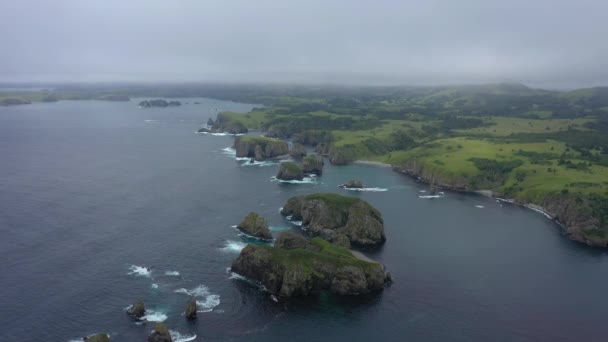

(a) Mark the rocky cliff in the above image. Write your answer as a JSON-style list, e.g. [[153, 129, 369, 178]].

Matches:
[[302, 155, 324, 175], [234, 136, 289, 159], [231, 237, 388, 297], [237, 212, 272, 240], [280, 193, 386, 248], [276, 162, 304, 181]]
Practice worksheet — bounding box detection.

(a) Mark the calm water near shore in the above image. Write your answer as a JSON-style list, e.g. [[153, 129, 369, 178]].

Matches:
[[1, 99, 608, 341]]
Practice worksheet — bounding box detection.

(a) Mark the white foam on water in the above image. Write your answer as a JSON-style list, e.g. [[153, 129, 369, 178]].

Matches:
[[242, 160, 278, 167], [197, 294, 221, 312], [270, 176, 317, 184], [290, 221, 303, 226], [170, 331, 197, 342], [220, 240, 247, 253], [164, 271, 180, 277], [419, 190, 427, 193], [221, 147, 236, 156], [269, 226, 291, 231], [418, 195, 442, 199], [175, 285, 221, 312], [144, 119, 160, 123], [151, 283, 159, 289], [229, 272, 247, 280], [143, 309, 168, 322], [345, 187, 388, 192], [174, 284, 212, 297], [475, 205, 485, 208], [128, 265, 151, 277]]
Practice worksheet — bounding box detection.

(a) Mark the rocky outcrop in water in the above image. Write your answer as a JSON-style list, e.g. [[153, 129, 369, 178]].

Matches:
[[231, 237, 388, 297], [185, 297, 197, 320], [126, 300, 145, 318], [234, 136, 288, 159], [340, 179, 363, 189], [237, 212, 272, 240], [280, 193, 386, 248], [139, 99, 179, 108], [289, 143, 307, 159], [302, 155, 324, 175], [276, 162, 304, 181], [148, 323, 172, 342], [84, 333, 110, 342]]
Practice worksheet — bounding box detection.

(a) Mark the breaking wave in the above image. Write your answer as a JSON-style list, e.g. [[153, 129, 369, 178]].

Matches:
[[220, 240, 247, 253], [143, 309, 168, 322], [343, 187, 388, 192], [242, 160, 278, 167], [418, 195, 442, 199], [128, 265, 151, 277], [170, 331, 197, 342], [174, 285, 220, 312], [151, 283, 159, 289], [270, 176, 317, 184], [475, 205, 485, 208], [164, 271, 180, 277]]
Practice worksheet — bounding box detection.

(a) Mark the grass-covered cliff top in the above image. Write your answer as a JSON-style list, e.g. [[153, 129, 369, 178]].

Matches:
[[236, 135, 282, 144], [301, 193, 360, 211], [265, 237, 376, 270]]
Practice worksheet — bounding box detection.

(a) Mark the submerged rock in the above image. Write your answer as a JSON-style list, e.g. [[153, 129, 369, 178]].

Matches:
[[185, 297, 197, 320], [340, 179, 364, 189], [84, 333, 110, 342], [302, 155, 324, 175], [231, 238, 386, 297], [289, 143, 307, 159], [237, 212, 272, 240], [274, 231, 308, 250], [281, 193, 385, 248], [126, 300, 145, 318], [148, 323, 172, 342], [276, 162, 304, 181]]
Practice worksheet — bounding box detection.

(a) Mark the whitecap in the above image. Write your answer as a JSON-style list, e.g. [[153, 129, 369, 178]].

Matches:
[[151, 283, 159, 289], [220, 240, 247, 253], [170, 330, 197, 342], [164, 271, 180, 277], [174, 284, 211, 297], [143, 309, 168, 322], [475, 205, 485, 208], [418, 195, 442, 199], [344, 187, 388, 192], [128, 265, 151, 277], [197, 294, 221, 312]]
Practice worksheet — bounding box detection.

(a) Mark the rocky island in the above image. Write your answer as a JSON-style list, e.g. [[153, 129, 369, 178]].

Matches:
[[198, 112, 248, 134], [234, 136, 289, 160], [237, 212, 273, 240], [231, 233, 389, 297], [281, 193, 385, 248], [276, 162, 304, 181], [138, 99, 181, 108]]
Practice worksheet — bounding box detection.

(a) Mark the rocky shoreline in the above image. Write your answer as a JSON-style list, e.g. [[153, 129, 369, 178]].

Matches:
[[391, 161, 606, 247]]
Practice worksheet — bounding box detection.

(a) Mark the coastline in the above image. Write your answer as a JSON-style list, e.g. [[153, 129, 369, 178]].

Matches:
[[352, 160, 392, 168]]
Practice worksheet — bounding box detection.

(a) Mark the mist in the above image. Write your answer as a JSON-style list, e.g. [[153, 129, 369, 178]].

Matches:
[[1, 0, 607, 88]]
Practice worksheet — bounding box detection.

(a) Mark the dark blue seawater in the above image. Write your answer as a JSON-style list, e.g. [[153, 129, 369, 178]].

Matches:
[[1, 99, 608, 341]]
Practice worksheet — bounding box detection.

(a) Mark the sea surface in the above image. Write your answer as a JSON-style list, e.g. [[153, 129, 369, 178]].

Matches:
[[1, 99, 608, 341]]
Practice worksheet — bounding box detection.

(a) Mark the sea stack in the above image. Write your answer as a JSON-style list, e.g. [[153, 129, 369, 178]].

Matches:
[[237, 212, 272, 240], [126, 300, 145, 318], [185, 297, 197, 320]]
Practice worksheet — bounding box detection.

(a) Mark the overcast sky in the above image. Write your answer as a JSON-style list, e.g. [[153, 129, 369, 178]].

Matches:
[[1, 0, 607, 88]]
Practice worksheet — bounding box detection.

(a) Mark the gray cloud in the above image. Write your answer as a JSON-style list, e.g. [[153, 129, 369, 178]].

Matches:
[[1, 0, 607, 88]]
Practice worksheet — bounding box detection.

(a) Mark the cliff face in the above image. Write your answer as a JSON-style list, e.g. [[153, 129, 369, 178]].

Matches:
[[280, 193, 385, 248], [211, 112, 248, 134], [302, 155, 324, 175], [233, 136, 289, 159], [540, 195, 606, 246], [231, 238, 387, 297], [277, 162, 304, 181], [393, 159, 470, 191]]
